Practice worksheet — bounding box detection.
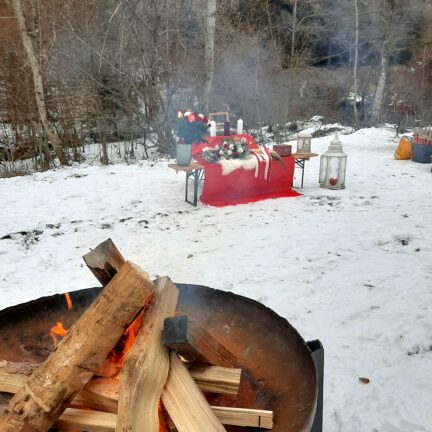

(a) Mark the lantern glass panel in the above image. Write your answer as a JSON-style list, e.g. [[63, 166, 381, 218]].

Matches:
[[319, 157, 328, 183]]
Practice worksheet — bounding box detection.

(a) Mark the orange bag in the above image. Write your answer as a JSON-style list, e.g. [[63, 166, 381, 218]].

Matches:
[[394, 136, 412, 160]]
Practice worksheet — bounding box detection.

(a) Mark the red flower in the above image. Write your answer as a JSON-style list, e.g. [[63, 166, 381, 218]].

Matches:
[[188, 114, 196, 122], [223, 143, 228, 149], [233, 152, 239, 157]]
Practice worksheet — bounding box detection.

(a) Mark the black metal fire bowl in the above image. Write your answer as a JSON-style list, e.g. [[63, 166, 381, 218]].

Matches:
[[0, 284, 319, 432]]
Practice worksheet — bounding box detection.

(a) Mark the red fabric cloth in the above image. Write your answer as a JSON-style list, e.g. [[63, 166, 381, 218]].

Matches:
[[192, 134, 300, 207]]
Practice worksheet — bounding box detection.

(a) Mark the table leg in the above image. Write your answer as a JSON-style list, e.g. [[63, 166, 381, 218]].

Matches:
[[185, 172, 189, 203], [185, 169, 203, 207], [294, 159, 305, 188], [301, 161, 305, 188], [193, 169, 199, 206]]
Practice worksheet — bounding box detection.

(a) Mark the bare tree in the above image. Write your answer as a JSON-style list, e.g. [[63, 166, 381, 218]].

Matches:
[[9, 0, 68, 165], [203, 0, 216, 111], [353, 0, 360, 128]]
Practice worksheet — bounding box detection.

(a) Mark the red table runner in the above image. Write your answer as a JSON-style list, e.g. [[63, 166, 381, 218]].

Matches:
[[192, 134, 300, 207]]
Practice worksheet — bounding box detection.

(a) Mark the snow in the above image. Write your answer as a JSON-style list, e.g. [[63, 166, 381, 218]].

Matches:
[[1, 127, 431, 431]]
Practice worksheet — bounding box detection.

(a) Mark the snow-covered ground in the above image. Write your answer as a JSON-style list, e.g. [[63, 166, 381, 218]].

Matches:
[[1, 127, 431, 431]]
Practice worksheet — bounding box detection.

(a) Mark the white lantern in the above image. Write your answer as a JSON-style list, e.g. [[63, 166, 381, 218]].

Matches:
[[319, 134, 347, 190], [297, 130, 312, 153]]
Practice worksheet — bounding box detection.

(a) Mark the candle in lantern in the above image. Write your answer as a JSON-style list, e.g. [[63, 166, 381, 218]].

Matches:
[[210, 121, 216, 137], [223, 121, 230, 136], [237, 119, 243, 134]]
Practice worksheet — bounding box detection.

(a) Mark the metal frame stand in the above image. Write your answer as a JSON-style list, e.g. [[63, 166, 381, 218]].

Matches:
[[294, 159, 306, 188], [185, 168, 204, 207], [307, 339, 324, 432]]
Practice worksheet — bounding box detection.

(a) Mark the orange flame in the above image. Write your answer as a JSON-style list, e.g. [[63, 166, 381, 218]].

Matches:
[[64, 293, 73, 310], [50, 321, 68, 348], [95, 295, 154, 378], [158, 400, 170, 432]]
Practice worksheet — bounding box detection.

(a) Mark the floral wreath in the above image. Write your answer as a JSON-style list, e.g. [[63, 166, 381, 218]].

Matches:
[[201, 137, 251, 162]]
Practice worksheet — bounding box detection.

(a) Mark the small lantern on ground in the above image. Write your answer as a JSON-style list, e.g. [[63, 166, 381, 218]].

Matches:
[[297, 130, 312, 153], [319, 133, 347, 190]]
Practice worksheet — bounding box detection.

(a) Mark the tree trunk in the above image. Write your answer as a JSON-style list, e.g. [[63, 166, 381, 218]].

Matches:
[[291, 0, 298, 65], [203, 0, 216, 112], [9, 0, 68, 166], [353, 0, 360, 129], [371, 45, 389, 126]]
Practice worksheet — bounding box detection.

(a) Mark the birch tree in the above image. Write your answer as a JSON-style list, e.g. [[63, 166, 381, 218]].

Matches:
[[353, 0, 360, 128], [9, 0, 68, 165], [203, 0, 216, 111]]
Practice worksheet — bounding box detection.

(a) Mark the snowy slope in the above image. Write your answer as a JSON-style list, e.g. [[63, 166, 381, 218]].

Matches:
[[0, 127, 431, 431]]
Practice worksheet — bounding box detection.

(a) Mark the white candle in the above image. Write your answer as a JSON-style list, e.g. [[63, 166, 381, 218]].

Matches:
[[210, 120, 216, 137], [237, 119, 243, 134]]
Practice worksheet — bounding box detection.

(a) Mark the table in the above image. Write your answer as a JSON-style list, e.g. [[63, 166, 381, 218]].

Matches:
[[291, 152, 319, 188], [169, 135, 302, 207], [168, 163, 204, 207]]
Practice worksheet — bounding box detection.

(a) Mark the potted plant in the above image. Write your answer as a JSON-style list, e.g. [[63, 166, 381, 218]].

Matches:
[[176, 110, 210, 166]]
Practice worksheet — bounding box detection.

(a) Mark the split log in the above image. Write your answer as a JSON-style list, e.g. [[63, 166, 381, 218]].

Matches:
[[82, 238, 126, 286], [0, 362, 241, 411], [189, 365, 241, 395], [72, 378, 119, 414], [211, 407, 273, 429], [0, 361, 35, 394], [162, 315, 237, 367], [1, 374, 271, 429], [55, 406, 274, 431], [116, 276, 179, 432], [55, 408, 117, 432], [0, 261, 154, 432], [162, 352, 227, 432]]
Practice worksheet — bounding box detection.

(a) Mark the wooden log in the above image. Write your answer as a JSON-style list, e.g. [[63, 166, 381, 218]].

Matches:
[[188, 365, 240, 395], [162, 315, 237, 367], [162, 352, 227, 432], [211, 407, 273, 429], [0, 261, 154, 432], [116, 276, 179, 432], [1, 375, 271, 429], [55, 408, 116, 432], [55, 406, 274, 431], [82, 238, 126, 286], [0, 362, 241, 410], [72, 378, 119, 414], [0, 361, 35, 394]]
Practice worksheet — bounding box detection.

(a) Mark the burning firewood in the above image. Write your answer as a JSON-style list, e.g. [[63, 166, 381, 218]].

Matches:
[[83, 238, 126, 286], [0, 362, 241, 406], [0, 261, 155, 432], [162, 315, 237, 367], [0, 364, 272, 429], [0, 239, 275, 431], [162, 352, 227, 432], [116, 276, 179, 432]]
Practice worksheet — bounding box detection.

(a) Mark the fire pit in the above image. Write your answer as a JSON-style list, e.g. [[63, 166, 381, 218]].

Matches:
[[0, 283, 321, 432]]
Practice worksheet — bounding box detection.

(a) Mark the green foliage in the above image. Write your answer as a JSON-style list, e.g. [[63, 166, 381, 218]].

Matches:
[[176, 118, 209, 144]]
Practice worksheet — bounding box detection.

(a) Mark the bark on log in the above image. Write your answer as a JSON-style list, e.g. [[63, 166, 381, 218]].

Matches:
[[0, 363, 240, 410], [162, 315, 237, 367], [116, 276, 179, 432], [0, 372, 270, 429], [0, 261, 154, 432], [162, 352, 227, 432], [82, 239, 126, 286]]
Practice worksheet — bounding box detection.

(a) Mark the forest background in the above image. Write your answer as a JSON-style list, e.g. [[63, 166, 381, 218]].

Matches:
[[0, 0, 431, 172]]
